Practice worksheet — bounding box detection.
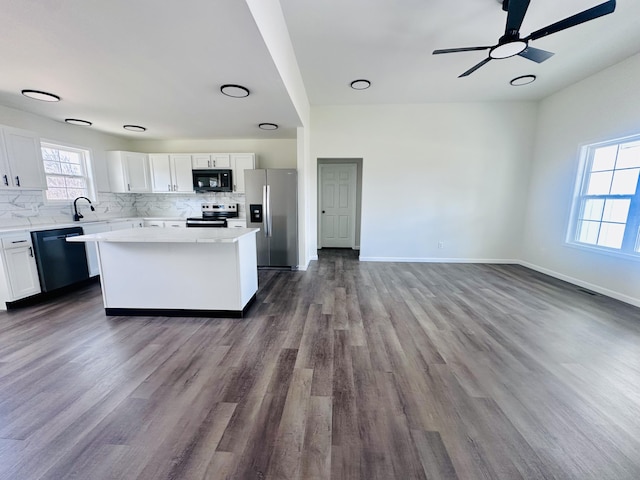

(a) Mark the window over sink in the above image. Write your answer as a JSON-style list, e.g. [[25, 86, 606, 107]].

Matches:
[[41, 142, 95, 202]]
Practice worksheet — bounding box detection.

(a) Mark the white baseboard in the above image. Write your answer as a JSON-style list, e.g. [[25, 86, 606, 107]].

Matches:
[[355, 255, 639, 308], [359, 256, 519, 264], [309, 251, 639, 308], [518, 260, 640, 308]]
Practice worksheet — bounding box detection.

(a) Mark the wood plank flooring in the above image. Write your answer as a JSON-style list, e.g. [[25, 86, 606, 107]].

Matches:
[[1, 248, 640, 479]]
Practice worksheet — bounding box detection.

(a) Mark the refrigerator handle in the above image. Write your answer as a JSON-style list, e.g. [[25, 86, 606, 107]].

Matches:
[[265, 184, 272, 237], [262, 185, 269, 237]]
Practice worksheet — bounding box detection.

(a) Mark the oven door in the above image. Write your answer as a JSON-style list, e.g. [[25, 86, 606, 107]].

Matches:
[[186, 218, 228, 228]]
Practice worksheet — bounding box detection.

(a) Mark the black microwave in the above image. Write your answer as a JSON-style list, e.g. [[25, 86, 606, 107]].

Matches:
[[192, 169, 232, 192]]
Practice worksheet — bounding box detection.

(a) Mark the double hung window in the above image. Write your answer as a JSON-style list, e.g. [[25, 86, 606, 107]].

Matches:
[[41, 142, 94, 202], [568, 135, 640, 257]]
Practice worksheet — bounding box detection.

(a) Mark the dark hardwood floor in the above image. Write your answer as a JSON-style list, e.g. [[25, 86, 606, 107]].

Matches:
[[1, 249, 640, 479]]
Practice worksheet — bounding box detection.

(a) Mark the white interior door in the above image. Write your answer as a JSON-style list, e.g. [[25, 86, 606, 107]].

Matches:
[[320, 163, 356, 248]]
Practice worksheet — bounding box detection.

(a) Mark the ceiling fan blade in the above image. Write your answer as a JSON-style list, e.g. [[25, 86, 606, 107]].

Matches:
[[505, 0, 531, 33], [525, 0, 616, 42], [433, 46, 492, 55], [459, 58, 492, 77], [518, 46, 555, 63]]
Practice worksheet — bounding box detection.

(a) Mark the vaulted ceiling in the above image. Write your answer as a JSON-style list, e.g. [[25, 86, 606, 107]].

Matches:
[[0, 0, 638, 140]]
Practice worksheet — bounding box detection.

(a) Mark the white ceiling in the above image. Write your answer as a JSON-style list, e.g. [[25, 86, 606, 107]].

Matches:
[[0, 0, 638, 141], [280, 0, 640, 104]]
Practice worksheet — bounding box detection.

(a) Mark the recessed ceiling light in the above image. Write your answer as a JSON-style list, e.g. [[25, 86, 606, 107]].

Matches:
[[220, 84, 250, 98], [259, 123, 278, 130], [123, 125, 146, 132], [65, 118, 92, 126], [510, 75, 537, 86], [21, 89, 61, 102], [350, 79, 371, 90]]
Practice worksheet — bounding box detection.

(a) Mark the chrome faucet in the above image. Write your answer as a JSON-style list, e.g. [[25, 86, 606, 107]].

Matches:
[[73, 196, 95, 221]]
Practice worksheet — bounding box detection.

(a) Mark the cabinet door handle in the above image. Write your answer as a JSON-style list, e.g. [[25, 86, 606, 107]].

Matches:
[[2, 175, 7, 186], [15, 176, 20, 187], [29, 246, 33, 257], [168, 184, 172, 191], [11, 240, 27, 244], [127, 183, 131, 191], [173, 184, 177, 191]]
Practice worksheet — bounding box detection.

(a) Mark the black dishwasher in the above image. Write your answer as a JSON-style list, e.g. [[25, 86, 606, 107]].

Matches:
[[31, 227, 90, 292]]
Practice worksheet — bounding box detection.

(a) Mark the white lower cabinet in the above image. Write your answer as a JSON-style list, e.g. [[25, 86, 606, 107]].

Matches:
[[0, 232, 41, 308], [226, 219, 247, 228], [109, 220, 143, 230], [144, 220, 164, 227], [143, 220, 185, 228], [164, 221, 185, 228]]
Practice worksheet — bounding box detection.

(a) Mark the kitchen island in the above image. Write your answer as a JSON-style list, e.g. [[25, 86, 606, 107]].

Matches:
[[68, 227, 259, 317]]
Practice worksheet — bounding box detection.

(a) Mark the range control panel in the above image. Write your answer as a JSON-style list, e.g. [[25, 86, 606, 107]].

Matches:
[[201, 203, 237, 214]]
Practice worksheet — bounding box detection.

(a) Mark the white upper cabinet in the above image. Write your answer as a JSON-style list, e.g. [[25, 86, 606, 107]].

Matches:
[[191, 153, 230, 169], [109, 151, 255, 194], [0, 126, 46, 190], [211, 154, 231, 168], [191, 154, 211, 169], [170, 154, 194, 192], [149, 154, 172, 192], [107, 151, 151, 193], [149, 154, 193, 193], [231, 153, 256, 193]]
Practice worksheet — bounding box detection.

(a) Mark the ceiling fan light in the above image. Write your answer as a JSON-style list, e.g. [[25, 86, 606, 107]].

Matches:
[[510, 75, 536, 86], [123, 124, 146, 132], [350, 79, 371, 90], [65, 118, 92, 126], [21, 89, 61, 102], [220, 84, 250, 98], [259, 123, 278, 130], [489, 41, 527, 59]]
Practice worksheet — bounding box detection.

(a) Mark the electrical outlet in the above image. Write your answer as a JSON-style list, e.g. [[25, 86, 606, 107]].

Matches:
[[438, 241, 444, 249]]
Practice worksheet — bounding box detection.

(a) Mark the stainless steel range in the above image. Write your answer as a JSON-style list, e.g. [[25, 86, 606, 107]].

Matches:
[[186, 203, 238, 228]]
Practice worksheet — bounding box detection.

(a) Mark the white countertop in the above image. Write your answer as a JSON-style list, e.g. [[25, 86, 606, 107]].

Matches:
[[0, 218, 144, 235], [67, 226, 260, 244], [0, 216, 247, 235]]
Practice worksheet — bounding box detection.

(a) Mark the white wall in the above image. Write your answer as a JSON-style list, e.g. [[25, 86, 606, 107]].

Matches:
[[0, 105, 137, 227], [130, 138, 296, 169], [310, 102, 537, 261], [521, 53, 640, 307], [0, 104, 132, 192]]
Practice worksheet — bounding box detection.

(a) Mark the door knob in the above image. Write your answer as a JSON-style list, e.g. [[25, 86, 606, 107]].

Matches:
[[322, 210, 325, 213]]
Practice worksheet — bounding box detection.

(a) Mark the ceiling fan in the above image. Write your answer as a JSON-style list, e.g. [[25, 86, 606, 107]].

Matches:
[[433, 0, 616, 77]]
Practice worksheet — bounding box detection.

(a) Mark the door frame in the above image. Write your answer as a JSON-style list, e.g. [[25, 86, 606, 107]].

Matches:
[[317, 159, 362, 250]]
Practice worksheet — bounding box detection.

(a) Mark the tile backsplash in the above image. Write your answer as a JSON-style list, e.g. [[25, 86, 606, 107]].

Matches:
[[0, 190, 137, 228], [134, 192, 247, 218], [0, 190, 246, 228]]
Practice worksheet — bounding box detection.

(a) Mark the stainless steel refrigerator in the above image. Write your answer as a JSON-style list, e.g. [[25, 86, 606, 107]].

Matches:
[[245, 169, 298, 268]]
